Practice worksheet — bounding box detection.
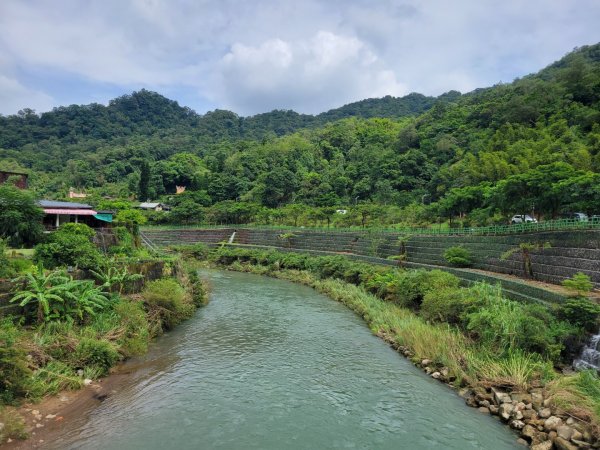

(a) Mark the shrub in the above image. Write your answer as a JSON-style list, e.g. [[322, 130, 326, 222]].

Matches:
[[562, 272, 594, 297], [421, 287, 480, 325], [74, 338, 120, 374], [171, 242, 209, 260], [0, 239, 13, 279], [187, 270, 209, 307], [443, 246, 473, 267], [34, 223, 102, 270], [558, 298, 600, 332], [0, 407, 28, 443], [143, 278, 193, 331], [0, 319, 32, 404]]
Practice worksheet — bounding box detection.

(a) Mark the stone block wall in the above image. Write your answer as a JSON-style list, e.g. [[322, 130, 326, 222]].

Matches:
[[142, 228, 600, 288]]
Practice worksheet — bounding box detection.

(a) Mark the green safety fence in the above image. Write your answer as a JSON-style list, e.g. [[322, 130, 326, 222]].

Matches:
[[142, 218, 600, 236]]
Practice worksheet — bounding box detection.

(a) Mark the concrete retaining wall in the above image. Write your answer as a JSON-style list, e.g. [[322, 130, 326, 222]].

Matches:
[[143, 227, 600, 289]]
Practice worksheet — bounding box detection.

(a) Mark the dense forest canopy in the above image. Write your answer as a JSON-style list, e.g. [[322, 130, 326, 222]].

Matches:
[[1, 43, 599, 227]]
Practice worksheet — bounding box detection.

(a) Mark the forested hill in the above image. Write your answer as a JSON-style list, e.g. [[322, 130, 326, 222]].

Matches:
[[1, 43, 599, 227], [0, 90, 442, 149]]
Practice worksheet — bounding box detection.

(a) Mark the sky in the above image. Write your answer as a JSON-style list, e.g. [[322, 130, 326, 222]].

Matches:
[[1, 0, 599, 117]]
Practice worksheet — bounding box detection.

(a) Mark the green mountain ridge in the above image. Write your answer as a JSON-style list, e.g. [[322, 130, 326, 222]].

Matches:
[[1, 43, 599, 226]]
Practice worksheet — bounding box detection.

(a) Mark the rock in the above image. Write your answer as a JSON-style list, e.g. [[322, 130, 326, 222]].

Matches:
[[478, 407, 490, 414], [539, 408, 552, 419], [571, 430, 583, 441], [511, 393, 532, 404], [31, 409, 40, 416], [466, 396, 479, 408], [521, 424, 538, 441], [479, 400, 491, 408], [571, 439, 591, 449], [77, 369, 84, 376], [492, 388, 513, 405], [7, 438, 13, 444], [421, 359, 432, 366], [556, 425, 574, 441], [489, 405, 499, 415], [60, 396, 69, 402], [440, 367, 449, 378], [511, 420, 526, 430], [543, 398, 552, 407], [544, 416, 563, 432], [531, 441, 553, 450], [512, 410, 524, 421], [424, 367, 433, 374], [35, 423, 44, 428], [516, 438, 528, 446], [566, 417, 575, 425], [500, 403, 514, 421], [531, 391, 544, 409], [514, 401, 527, 411], [84, 378, 93, 386], [431, 371, 441, 379], [553, 436, 578, 450], [45, 414, 57, 419], [522, 409, 537, 420]]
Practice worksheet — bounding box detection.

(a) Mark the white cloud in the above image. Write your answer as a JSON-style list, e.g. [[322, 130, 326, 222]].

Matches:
[[215, 31, 407, 114], [0, 0, 599, 115], [0, 75, 55, 115]]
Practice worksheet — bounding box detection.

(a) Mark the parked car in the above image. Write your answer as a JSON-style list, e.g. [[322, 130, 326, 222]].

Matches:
[[510, 214, 537, 224], [562, 212, 589, 221]]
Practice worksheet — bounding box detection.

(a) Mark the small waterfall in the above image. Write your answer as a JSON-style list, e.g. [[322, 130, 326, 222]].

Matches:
[[227, 231, 236, 244], [574, 333, 600, 371]]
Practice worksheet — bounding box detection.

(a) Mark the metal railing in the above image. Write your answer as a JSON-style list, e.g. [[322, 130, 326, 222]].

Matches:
[[141, 218, 600, 236]]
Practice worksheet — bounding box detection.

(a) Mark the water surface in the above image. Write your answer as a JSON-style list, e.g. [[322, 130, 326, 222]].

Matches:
[[53, 270, 519, 449]]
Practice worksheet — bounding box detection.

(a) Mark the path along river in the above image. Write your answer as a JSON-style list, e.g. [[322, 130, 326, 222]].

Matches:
[[51, 270, 519, 449]]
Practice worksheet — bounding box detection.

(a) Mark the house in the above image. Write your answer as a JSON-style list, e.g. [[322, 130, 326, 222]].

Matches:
[[39, 200, 113, 230], [0, 170, 28, 189], [68, 188, 88, 199], [139, 202, 168, 212]]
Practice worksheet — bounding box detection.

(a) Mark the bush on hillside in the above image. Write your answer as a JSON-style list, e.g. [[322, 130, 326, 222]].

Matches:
[[558, 298, 600, 333], [142, 278, 194, 331], [34, 223, 102, 270], [443, 246, 473, 267]]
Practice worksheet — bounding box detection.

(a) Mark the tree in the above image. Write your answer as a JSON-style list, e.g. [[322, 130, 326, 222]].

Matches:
[[0, 184, 43, 246], [138, 160, 151, 201]]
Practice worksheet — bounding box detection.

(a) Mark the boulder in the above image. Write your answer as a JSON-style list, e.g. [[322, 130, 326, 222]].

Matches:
[[530, 390, 544, 410], [479, 400, 491, 408], [421, 359, 432, 366], [531, 441, 553, 450], [431, 371, 441, 379], [521, 424, 538, 441], [511, 393, 532, 404], [489, 405, 499, 415], [570, 439, 591, 449], [440, 367, 449, 378], [521, 409, 537, 420], [544, 416, 563, 432], [556, 425, 574, 441], [500, 403, 514, 421], [553, 436, 578, 450], [512, 409, 524, 421], [478, 407, 490, 414], [516, 438, 528, 446], [539, 408, 552, 419], [511, 420, 526, 430], [492, 388, 513, 405]]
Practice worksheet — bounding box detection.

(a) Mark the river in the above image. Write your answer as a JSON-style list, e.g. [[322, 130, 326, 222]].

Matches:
[[50, 270, 519, 449]]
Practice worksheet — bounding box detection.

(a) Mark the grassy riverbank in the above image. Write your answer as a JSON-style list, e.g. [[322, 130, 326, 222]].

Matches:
[[0, 257, 208, 445], [205, 246, 600, 438]]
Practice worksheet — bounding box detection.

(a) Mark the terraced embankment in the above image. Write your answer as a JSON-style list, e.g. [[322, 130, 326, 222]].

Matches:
[[141, 227, 600, 303]]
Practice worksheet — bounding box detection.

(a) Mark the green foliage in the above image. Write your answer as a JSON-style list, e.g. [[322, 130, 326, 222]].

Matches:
[[74, 338, 120, 375], [0, 239, 12, 279], [421, 287, 480, 325], [113, 300, 150, 356], [0, 185, 43, 246], [34, 223, 102, 270], [142, 278, 194, 331], [443, 246, 473, 267], [11, 265, 110, 323], [90, 263, 143, 294], [558, 297, 600, 332], [0, 318, 32, 404], [562, 272, 594, 296], [171, 242, 210, 259]]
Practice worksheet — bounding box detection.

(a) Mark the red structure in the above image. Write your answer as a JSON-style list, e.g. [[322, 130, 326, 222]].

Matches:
[[0, 171, 28, 189]]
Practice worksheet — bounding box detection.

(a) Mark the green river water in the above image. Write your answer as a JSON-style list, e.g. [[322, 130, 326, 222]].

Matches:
[[51, 270, 519, 449]]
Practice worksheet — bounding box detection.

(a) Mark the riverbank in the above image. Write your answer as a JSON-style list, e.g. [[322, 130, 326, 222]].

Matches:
[[206, 247, 600, 449], [0, 259, 209, 447]]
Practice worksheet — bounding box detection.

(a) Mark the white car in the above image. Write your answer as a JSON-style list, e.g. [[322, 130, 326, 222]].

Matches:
[[510, 214, 537, 224]]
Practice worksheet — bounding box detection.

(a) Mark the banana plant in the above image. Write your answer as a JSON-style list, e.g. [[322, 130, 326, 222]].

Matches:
[[90, 263, 143, 294], [10, 264, 71, 323]]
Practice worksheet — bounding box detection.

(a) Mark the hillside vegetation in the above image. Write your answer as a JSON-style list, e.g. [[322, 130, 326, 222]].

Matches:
[[0, 44, 599, 227]]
